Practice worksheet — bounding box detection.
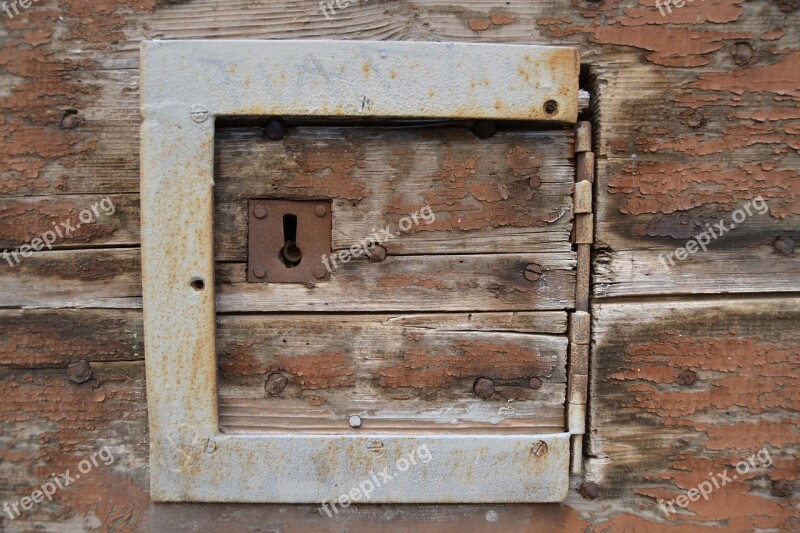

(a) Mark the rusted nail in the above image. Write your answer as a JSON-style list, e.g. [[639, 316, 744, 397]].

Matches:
[[204, 438, 217, 454], [60, 111, 80, 129], [313, 265, 327, 280], [314, 205, 327, 217], [253, 265, 267, 279], [676, 369, 697, 386], [579, 481, 599, 500], [189, 104, 208, 123], [253, 205, 267, 219], [369, 244, 387, 262], [264, 119, 287, 140], [771, 479, 793, 498], [731, 42, 753, 65], [529, 176, 542, 189], [472, 120, 496, 139], [531, 440, 548, 457], [305, 281, 315, 289], [66, 360, 92, 384], [528, 377, 543, 390], [349, 415, 362, 428], [773, 235, 795, 256], [687, 110, 705, 129], [264, 373, 288, 396], [473, 377, 494, 399], [366, 440, 385, 455], [524, 263, 543, 282]]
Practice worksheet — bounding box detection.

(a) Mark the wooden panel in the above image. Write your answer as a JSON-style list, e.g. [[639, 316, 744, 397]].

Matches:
[[215, 127, 575, 258], [1, 0, 798, 530], [587, 298, 800, 530], [216, 252, 576, 312], [216, 313, 567, 433]]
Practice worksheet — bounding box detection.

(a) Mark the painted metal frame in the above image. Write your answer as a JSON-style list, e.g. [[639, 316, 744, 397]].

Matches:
[[140, 39, 579, 503]]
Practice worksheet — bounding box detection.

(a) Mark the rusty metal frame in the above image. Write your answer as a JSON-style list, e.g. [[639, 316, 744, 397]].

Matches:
[[140, 40, 579, 503]]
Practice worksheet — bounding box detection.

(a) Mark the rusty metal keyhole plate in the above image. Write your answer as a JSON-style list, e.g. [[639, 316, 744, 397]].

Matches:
[[248, 199, 331, 283]]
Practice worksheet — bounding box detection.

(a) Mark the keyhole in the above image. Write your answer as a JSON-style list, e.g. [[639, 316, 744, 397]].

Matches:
[[280, 214, 302, 267]]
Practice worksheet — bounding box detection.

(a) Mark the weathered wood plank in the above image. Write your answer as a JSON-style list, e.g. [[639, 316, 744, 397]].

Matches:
[[217, 313, 567, 433], [0, 249, 574, 311], [587, 297, 800, 529], [0, 194, 139, 252], [0, 363, 150, 531], [215, 127, 575, 259], [217, 252, 576, 312]]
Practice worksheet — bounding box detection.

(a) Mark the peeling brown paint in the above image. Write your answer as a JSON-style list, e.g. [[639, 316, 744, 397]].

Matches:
[[275, 352, 355, 389]]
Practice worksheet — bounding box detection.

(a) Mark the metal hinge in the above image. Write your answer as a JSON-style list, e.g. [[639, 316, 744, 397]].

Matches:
[[568, 120, 594, 474]]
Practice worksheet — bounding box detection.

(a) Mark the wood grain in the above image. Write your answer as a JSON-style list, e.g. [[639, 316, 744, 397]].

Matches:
[[1, 0, 798, 530]]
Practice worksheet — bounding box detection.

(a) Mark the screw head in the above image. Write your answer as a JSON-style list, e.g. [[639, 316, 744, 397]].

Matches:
[[772, 479, 793, 498], [731, 42, 753, 65], [367, 440, 385, 455], [531, 440, 548, 457], [579, 481, 599, 500], [265, 372, 288, 395], [60, 112, 80, 129], [253, 205, 267, 219], [369, 244, 387, 263], [264, 119, 286, 140], [313, 265, 327, 280], [528, 377, 543, 390], [253, 265, 267, 279], [472, 120, 496, 139], [66, 360, 92, 384], [190, 105, 209, 123], [773, 235, 795, 256], [524, 263, 543, 282], [676, 369, 697, 386], [687, 110, 705, 129], [314, 205, 327, 217], [204, 438, 218, 454], [473, 377, 495, 399], [349, 415, 362, 428]]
